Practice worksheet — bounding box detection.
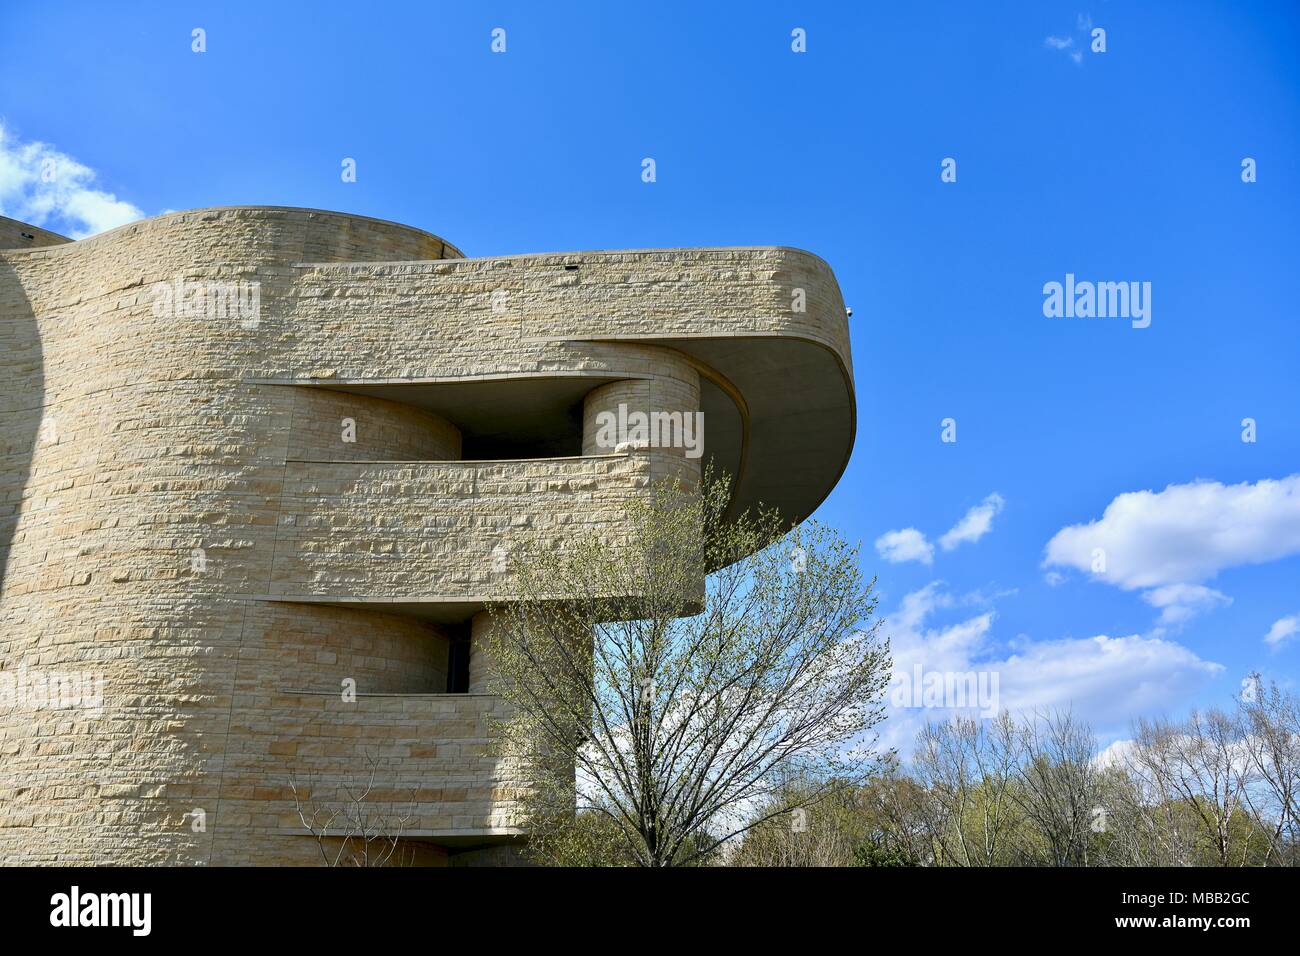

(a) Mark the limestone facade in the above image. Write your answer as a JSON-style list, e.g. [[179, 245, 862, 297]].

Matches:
[[0, 206, 853, 864]]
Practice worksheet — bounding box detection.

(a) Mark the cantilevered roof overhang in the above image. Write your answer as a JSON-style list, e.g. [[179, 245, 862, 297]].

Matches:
[[7, 206, 856, 616], [282, 241, 857, 528], [7, 208, 854, 525], [568, 331, 855, 527], [301, 330, 856, 528]]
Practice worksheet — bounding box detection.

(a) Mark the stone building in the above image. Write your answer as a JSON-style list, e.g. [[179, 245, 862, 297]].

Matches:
[[0, 206, 854, 864]]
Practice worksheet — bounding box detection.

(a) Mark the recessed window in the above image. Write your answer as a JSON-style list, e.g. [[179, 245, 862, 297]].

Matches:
[[446, 637, 471, 693]]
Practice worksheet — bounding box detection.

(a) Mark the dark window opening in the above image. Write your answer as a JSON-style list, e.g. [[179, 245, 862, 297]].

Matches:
[[461, 432, 582, 460], [458, 398, 586, 460], [446, 636, 471, 693]]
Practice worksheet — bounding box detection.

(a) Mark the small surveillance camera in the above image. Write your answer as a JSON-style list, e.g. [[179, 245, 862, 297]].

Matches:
[[845, 307, 853, 317]]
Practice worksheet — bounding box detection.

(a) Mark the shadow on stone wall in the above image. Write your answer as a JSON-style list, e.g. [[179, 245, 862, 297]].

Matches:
[[0, 259, 42, 597]]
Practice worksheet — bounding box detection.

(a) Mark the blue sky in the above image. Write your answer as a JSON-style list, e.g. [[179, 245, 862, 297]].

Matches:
[[3, 1, 1298, 753]]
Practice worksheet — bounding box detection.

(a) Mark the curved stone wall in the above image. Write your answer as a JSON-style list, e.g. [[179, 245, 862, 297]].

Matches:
[[0, 205, 853, 866], [286, 387, 462, 462], [0, 209, 467, 864]]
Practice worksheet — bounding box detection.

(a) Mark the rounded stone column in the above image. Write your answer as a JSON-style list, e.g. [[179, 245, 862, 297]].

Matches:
[[581, 346, 703, 491]]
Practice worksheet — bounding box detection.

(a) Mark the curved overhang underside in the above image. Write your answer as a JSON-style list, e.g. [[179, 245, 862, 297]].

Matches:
[[573, 334, 856, 527], [300, 330, 854, 529], [5, 207, 855, 527], [260, 330, 854, 623], [5, 204, 856, 607]]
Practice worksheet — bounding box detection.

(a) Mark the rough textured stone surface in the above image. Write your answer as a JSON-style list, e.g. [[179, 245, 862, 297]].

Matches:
[[0, 206, 852, 865]]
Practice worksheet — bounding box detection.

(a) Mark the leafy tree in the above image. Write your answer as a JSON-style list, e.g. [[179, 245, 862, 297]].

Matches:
[[484, 470, 890, 867]]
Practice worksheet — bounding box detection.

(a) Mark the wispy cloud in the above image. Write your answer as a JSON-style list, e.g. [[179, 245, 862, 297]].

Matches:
[[1142, 583, 1232, 631], [939, 493, 1005, 551], [881, 582, 1223, 754], [875, 528, 934, 565], [1045, 11, 1093, 66], [0, 121, 143, 238], [876, 492, 1005, 566], [1265, 615, 1299, 651]]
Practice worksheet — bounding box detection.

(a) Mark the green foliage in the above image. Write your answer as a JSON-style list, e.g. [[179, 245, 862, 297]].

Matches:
[[731, 686, 1300, 867], [485, 468, 891, 867], [852, 843, 916, 867]]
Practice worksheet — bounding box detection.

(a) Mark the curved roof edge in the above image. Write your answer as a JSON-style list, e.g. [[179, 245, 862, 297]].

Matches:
[[0, 205, 467, 259]]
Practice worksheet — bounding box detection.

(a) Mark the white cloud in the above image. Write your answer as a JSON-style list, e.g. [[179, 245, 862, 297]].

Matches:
[[880, 583, 1223, 754], [875, 492, 1004, 567], [874, 528, 933, 565], [1043, 475, 1300, 590], [1265, 615, 1299, 651], [991, 633, 1219, 726], [1094, 737, 1136, 771], [1046, 14, 1091, 64], [939, 492, 1005, 551], [1142, 584, 1232, 630], [0, 121, 143, 239]]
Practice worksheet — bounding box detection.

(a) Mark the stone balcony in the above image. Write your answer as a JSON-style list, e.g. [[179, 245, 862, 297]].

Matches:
[[216, 690, 526, 862], [263, 451, 669, 615]]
